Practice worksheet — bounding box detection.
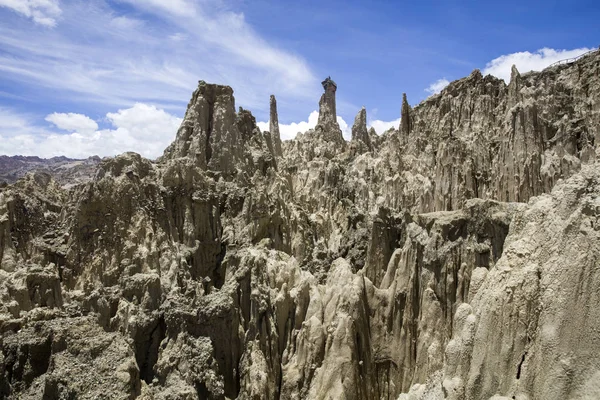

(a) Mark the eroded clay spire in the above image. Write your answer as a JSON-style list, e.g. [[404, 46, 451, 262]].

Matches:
[[269, 95, 283, 157], [508, 64, 522, 107], [315, 77, 345, 145], [351, 107, 371, 149], [401, 93, 412, 136]]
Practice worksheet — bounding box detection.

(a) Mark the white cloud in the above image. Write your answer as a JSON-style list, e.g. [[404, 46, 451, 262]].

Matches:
[[337, 116, 351, 141], [425, 78, 450, 95], [120, 0, 197, 17], [0, 107, 31, 131], [482, 47, 593, 82], [169, 33, 187, 42], [0, 1, 316, 113], [368, 118, 400, 134], [0, 0, 61, 27], [106, 103, 183, 153], [258, 111, 351, 141], [0, 105, 182, 159], [258, 111, 317, 140], [45, 112, 98, 134], [423, 47, 593, 96], [110, 16, 144, 30]]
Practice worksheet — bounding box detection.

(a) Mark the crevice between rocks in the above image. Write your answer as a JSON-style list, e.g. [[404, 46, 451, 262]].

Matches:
[[136, 316, 166, 384], [206, 99, 214, 164], [516, 351, 527, 379]]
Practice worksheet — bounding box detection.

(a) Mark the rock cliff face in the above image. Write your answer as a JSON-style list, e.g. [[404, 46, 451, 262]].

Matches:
[[1, 49, 600, 400]]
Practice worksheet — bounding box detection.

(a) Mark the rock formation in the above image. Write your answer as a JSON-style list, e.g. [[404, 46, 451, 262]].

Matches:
[[0, 155, 101, 187], [162, 81, 244, 175], [270, 95, 283, 157], [351, 107, 371, 152], [315, 76, 345, 146], [400, 93, 412, 137], [1, 50, 600, 399]]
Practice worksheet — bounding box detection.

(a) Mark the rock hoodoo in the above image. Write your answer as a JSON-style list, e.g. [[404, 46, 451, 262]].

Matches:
[[269, 95, 283, 157], [400, 92, 412, 136], [351, 106, 371, 151], [163, 80, 277, 177], [1, 49, 600, 400], [162, 81, 242, 173], [315, 76, 345, 145]]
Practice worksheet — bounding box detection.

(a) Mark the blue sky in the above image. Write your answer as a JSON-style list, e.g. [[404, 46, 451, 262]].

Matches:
[[0, 0, 598, 158]]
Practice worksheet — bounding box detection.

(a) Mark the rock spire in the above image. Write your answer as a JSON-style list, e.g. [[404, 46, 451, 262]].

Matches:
[[400, 93, 412, 136], [269, 95, 283, 157], [315, 76, 345, 144], [508, 64, 522, 108], [351, 107, 371, 150], [162, 80, 278, 176]]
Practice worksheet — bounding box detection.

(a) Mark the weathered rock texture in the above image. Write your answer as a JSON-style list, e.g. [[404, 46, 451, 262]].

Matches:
[[0, 155, 101, 187], [1, 50, 600, 399], [351, 107, 372, 154], [270, 95, 283, 157], [316, 77, 345, 146]]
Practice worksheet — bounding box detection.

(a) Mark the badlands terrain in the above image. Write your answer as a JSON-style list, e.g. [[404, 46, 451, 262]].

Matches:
[[0, 50, 599, 399]]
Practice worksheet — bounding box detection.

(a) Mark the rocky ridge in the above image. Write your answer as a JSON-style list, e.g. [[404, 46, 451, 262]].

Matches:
[[0, 156, 102, 187], [1, 49, 599, 399]]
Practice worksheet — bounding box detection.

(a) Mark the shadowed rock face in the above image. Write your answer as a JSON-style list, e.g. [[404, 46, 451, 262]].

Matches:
[[1, 50, 600, 400]]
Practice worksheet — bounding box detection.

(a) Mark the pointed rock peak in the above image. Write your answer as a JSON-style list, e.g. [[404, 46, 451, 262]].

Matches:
[[236, 106, 258, 140], [269, 95, 282, 157], [354, 106, 366, 122], [510, 64, 521, 81], [351, 107, 370, 148], [269, 95, 279, 132], [509, 64, 522, 89], [469, 69, 483, 80], [508, 64, 522, 107], [401, 93, 412, 136]]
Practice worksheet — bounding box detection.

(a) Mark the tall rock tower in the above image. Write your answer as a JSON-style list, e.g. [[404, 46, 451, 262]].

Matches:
[[316, 76, 345, 145], [161, 81, 243, 175], [351, 107, 371, 151], [269, 95, 283, 157], [400, 93, 412, 137], [318, 76, 337, 125]]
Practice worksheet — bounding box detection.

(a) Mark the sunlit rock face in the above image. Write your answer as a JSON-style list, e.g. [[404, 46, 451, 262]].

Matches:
[[315, 76, 346, 148], [350, 107, 372, 155], [1, 50, 600, 400]]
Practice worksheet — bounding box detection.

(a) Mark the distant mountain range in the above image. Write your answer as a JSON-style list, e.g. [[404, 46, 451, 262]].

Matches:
[[0, 155, 102, 187]]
